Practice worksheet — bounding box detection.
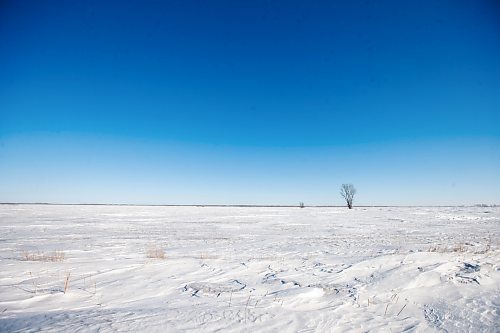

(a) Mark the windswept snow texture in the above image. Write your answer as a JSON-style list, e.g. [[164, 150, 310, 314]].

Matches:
[[0, 205, 499, 332]]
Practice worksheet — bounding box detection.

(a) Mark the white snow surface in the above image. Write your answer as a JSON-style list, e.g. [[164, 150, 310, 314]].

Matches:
[[0, 205, 499, 332]]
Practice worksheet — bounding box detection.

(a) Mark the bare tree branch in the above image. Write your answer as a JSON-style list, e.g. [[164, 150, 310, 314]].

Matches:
[[340, 184, 356, 209]]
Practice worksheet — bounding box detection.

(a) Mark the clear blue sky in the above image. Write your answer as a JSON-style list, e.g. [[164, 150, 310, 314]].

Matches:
[[1, 0, 499, 205]]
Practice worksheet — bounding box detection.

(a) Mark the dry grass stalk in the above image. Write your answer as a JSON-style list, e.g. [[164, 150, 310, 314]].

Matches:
[[28, 271, 37, 293], [83, 274, 97, 295], [397, 303, 407, 316], [63, 272, 71, 294], [254, 299, 260, 308], [245, 295, 251, 323]]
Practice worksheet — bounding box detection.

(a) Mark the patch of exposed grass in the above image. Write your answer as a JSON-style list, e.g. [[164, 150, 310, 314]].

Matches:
[[427, 243, 467, 253], [21, 250, 65, 262], [146, 245, 166, 259]]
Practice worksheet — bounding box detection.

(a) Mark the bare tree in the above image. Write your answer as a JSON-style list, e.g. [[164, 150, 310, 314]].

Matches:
[[340, 184, 356, 209], [299, 202, 305, 208]]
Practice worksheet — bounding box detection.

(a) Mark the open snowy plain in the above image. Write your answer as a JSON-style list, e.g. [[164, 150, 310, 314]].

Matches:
[[0, 204, 498, 332]]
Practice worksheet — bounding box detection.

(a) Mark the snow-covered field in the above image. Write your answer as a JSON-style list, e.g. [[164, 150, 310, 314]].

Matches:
[[0, 204, 498, 332]]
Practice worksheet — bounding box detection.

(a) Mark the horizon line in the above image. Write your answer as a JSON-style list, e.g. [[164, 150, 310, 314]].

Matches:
[[0, 202, 497, 208]]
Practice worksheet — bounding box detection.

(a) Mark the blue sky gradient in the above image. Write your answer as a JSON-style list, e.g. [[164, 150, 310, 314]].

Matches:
[[1, 1, 499, 205]]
